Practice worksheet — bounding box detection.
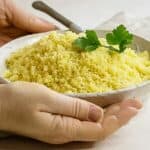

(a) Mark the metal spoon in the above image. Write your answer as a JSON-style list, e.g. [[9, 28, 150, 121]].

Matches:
[[32, 1, 83, 33]]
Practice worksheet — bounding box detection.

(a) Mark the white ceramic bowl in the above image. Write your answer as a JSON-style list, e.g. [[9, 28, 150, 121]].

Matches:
[[0, 31, 149, 106]]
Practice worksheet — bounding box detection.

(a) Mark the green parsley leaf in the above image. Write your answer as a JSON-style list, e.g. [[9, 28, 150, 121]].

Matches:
[[72, 25, 133, 53], [106, 24, 133, 52], [73, 37, 89, 50], [73, 30, 101, 52], [85, 30, 100, 45], [85, 45, 99, 51]]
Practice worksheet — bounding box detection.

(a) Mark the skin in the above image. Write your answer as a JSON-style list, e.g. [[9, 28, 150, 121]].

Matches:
[[0, 82, 142, 144], [0, 0, 143, 144], [0, 0, 57, 46]]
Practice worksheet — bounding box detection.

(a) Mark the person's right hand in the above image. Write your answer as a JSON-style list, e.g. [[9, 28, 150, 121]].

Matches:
[[0, 0, 57, 46], [0, 82, 142, 144]]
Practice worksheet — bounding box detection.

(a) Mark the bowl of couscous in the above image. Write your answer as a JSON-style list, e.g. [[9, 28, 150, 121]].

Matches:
[[0, 30, 149, 106]]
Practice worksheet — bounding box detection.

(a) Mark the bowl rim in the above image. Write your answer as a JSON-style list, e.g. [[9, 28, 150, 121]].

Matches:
[[66, 81, 150, 97], [0, 30, 149, 97]]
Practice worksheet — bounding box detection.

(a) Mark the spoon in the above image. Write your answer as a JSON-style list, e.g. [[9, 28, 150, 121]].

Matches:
[[32, 1, 83, 33]]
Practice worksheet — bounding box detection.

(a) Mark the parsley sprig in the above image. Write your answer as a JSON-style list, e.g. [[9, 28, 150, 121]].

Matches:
[[73, 24, 133, 53], [73, 30, 101, 51]]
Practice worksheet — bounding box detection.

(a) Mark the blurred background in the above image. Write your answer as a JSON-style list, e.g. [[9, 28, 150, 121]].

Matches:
[[14, 0, 150, 30]]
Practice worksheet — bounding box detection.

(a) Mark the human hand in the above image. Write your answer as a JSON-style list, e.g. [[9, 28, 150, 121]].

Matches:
[[0, 0, 56, 46], [0, 82, 142, 144]]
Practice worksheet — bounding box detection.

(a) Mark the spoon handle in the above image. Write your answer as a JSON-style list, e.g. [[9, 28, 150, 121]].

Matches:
[[32, 1, 83, 33]]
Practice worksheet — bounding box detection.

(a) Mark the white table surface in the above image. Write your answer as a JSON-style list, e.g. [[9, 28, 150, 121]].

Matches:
[[0, 0, 149, 149]]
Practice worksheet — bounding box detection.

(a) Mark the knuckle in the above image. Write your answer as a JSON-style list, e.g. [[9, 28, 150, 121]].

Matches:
[[45, 116, 76, 143], [73, 99, 82, 118], [50, 115, 64, 132], [67, 119, 81, 140], [56, 116, 80, 140], [61, 117, 80, 141]]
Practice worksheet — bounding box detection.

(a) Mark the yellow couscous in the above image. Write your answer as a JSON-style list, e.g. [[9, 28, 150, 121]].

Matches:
[[4, 31, 150, 93]]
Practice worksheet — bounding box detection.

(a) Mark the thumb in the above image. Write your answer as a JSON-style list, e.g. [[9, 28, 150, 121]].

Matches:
[[6, 0, 57, 33], [43, 91, 104, 122]]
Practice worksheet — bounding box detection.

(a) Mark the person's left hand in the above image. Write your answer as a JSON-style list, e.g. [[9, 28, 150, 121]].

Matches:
[[0, 82, 142, 144], [0, 0, 57, 46]]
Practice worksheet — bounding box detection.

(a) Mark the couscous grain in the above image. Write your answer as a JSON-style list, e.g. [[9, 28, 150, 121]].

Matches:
[[4, 31, 150, 93]]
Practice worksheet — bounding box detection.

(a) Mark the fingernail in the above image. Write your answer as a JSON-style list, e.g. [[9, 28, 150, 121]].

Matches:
[[88, 105, 103, 122]]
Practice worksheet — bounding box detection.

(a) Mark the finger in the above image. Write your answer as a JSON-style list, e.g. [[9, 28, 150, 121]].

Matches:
[[0, 33, 12, 46], [102, 106, 138, 139], [42, 91, 103, 122], [6, 0, 57, 33], [0, 40, 6, 46], [116, 107, 138, 126], [12, 82, 103, 122], [36, 112, 103, 144], [105, 99, 142, 117], [120, 99, 142, 109], [1, 27, 28, 38], [0, 28, 27, 47]]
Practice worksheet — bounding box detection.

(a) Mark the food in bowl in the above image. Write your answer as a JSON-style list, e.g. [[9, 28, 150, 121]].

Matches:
[[4, 30, 150, 94]]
